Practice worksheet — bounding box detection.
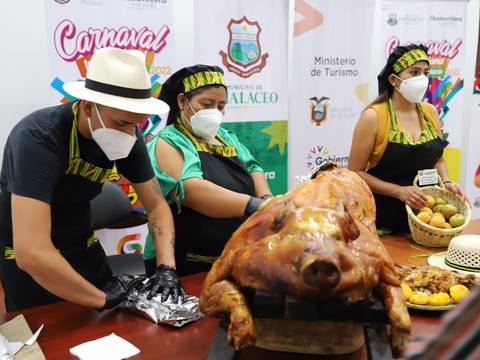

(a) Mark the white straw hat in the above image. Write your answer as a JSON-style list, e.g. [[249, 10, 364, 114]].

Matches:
[[63, 47, 169, 115], [428, 234, 480, 276]]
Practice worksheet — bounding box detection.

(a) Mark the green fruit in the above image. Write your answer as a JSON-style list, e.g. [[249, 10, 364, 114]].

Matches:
[[449, 214, 465, 227], [440, 204, 458, 220], [432, 205, 444, 214], [435, 197, 447, 206]]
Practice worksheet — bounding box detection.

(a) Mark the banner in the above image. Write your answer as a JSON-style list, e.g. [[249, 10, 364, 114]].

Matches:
[[465, 19, 480, 219], [289, 0, 375, 187], [193, 0, 289, 194], [97, 223, 148, 256], [380, 0, 468, 183]]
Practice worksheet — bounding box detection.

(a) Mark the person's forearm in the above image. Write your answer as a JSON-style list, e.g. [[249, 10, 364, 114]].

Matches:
[[183, 178, 250, 218], [149, 200, 176, 268], [251, 172, 272, 198], [15, 243, 106, 308], [355, 170, 401, 199], [434, 158, 450, 182]]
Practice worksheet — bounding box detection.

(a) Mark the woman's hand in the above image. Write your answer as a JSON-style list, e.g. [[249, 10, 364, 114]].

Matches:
[[444, 181, 465, 200], [396, 186, 427, 210]]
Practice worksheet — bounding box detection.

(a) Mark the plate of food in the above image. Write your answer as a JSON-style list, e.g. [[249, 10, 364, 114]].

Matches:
[[395, 264, 479, 311]]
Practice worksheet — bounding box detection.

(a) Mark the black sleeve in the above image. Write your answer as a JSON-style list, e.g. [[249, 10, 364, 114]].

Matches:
[[116, 129, 155, 184], [5, 129, 63, 204]]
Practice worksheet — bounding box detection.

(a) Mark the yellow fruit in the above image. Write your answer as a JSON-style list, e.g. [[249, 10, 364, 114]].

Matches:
[[440, 204, 457, 220], [432, 212, 445, 220], [450, 285, 470, 303], [449, 214, 465, 228], [430, 215, 446, 228], [425, 195, 435, 208], [419, 207, 433, 215], [409, 293, 430, 305], [400, 283, 413, 301], [435, 197, 447, 206], [428, 292, 451, 306], [417, 212, 432, 224], [444, 223, 453, 229]]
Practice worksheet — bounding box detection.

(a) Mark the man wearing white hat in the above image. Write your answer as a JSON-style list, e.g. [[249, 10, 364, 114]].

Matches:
[[0, 47, 185, 311]]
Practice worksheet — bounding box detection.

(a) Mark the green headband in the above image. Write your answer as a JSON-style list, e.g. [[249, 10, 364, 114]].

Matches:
[[392, 48, 429, 73], [182, 71, 226, 93]]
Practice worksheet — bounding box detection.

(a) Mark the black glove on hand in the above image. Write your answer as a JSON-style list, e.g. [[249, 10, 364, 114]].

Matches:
[[244, 196, 265, 216], [101, 274, 146, 310], [144, 264, 186, 303]]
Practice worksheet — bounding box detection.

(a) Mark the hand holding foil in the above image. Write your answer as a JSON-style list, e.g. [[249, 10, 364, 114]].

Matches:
[[101, 274, 146, 310], [143, 264, 186, 303]]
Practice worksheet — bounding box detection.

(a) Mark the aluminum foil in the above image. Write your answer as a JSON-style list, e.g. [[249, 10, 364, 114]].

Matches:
[[122, 288, 204, 327]]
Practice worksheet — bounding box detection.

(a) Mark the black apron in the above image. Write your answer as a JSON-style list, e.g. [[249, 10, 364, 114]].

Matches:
[[1, 104, 113, 311], [172, 151, 255, 276], [367, 104, 443, 234]]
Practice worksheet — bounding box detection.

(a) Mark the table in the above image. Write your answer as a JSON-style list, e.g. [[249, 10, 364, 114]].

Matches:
[[1, 220, 479, 360]]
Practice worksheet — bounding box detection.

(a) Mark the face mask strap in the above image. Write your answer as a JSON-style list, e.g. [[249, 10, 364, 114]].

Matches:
[[184, 96, 197, 115], [94, 103, 108, 129]]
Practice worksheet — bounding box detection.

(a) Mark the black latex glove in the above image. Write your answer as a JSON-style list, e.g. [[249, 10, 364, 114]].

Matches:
[[244, 196, 265, 216], [143, 264, 186, 303], [101, 274, 146, 310]]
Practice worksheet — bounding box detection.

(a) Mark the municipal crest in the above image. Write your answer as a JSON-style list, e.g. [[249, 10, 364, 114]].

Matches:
[[219, 16, 269, 78]]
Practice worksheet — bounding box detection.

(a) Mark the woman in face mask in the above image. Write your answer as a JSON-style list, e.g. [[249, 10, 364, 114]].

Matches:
[[348, 44, 464, 235], [143, 65, 272, 276]]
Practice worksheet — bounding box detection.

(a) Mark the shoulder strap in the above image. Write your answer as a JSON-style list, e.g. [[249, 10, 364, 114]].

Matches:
[[420, 102, 442, 138], [368, 102, 390, 169]]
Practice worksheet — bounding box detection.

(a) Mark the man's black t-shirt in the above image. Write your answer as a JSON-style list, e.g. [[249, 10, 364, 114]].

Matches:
[[0, 102, 154, 256]]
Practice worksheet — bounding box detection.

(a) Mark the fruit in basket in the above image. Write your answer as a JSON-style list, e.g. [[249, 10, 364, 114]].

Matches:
[[428, 292, 450, 306], [400, 283, 412, 301], [409, 293, 430, 305], [430, 215, 446, 228], [444, 223, 453, 229], [432, 204, 444, 214], [416, 212, 432, 224], [419, 207, 433, 215], [435, 197, 447, 206], [425, 195, 436, 208], [449, 284, 470, 303], [449, 214, 465, 228], [440, 204, 457, 220]]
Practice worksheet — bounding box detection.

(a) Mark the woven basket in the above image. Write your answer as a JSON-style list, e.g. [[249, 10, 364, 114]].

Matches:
[[405, 176, 471, 247]]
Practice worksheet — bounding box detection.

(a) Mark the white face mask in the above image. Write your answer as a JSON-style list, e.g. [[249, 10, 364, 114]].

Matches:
[[394, 74, 429, 103], [87, 104, 137, 161], [185, 99, 223, 139]]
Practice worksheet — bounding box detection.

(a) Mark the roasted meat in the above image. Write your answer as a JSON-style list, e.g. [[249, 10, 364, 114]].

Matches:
[[396, 264, 480, 293], [199, 163, 411, 353]]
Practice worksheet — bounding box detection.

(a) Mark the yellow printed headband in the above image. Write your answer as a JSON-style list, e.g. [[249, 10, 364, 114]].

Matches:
[[392, 48, 430, 73]]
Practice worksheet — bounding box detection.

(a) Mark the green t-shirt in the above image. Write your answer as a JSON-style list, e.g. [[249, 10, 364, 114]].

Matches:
[[143, 125, 263, 260]]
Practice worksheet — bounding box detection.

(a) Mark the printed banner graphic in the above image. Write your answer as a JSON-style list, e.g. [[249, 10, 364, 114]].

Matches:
[[289, 0, 375, 187], [194, 0, 288, 194]]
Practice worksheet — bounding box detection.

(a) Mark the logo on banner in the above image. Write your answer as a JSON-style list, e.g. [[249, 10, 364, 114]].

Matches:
[[306, 145, 348, 171], [309, 96, 330, 126], [116, 233, 143, 254], [219, 16, 269, 78], [54, 0, 70, 4], [387, 13, 398, 26]]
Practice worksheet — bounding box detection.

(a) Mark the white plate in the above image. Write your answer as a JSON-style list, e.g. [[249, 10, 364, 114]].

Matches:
[[406, 302, 455, 311]]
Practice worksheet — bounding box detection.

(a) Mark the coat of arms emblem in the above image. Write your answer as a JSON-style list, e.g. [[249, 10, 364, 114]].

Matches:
[[219, 16, 269, 78]]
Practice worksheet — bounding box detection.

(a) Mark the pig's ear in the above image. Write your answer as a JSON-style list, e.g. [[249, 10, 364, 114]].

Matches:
[[339, 205, 360, 242]]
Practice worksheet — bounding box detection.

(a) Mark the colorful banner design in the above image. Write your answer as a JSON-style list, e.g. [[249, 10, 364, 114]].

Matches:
[[380, 1, 468, 182], [97, 224, 148, 256], [193, 0, 288, 193], [464, 18, 480, 219], [289, 0, 375, 187], [222, 121, 287, 195]]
